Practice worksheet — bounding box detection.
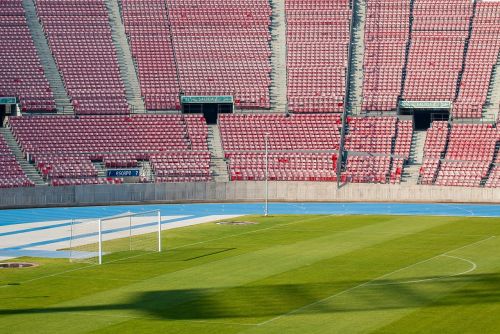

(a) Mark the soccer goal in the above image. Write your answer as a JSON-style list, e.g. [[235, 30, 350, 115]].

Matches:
[[69, 210, 162, 264]]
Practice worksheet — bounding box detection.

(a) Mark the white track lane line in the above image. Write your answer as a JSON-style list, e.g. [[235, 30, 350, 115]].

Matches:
[[0, 214, 340, 289]]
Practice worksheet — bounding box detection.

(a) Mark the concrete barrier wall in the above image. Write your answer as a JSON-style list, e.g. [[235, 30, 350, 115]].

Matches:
[[0, 182, 498, 209]]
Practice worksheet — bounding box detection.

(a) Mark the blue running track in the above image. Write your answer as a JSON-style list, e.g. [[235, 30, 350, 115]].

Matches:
[[0, 202, 499, 227], [0, 202, 498, 259]]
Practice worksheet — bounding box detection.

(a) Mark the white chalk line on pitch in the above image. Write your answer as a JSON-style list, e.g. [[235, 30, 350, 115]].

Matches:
[[0, 214, 342, 289], [257, 235, 496, 326], [367, 254, 477, 286]]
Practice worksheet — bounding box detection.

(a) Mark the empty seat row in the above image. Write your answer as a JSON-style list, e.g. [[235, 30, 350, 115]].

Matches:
[[0, 0, 55, 112]]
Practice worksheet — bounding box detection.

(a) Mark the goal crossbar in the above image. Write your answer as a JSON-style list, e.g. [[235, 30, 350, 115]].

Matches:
[[98, 210, 162, 264], [70, 210, 162, 265]]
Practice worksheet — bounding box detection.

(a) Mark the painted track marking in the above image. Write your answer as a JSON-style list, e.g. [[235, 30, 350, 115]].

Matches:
[[0, 214, 341, 289]]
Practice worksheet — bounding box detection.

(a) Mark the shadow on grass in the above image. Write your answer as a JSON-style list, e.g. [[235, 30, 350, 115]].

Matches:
[[1, 273, 500, 320]]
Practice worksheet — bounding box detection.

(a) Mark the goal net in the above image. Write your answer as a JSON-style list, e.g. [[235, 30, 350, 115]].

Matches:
[[69, 210, 161, 264]]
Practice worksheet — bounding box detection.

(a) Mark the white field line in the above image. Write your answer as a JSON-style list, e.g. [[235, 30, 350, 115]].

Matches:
[[167, 214, 344, 251], [368, 254, 477, 286], [442, 255, 477, 276], [0, 214, 341, 289], [258, 236, 496, 326]]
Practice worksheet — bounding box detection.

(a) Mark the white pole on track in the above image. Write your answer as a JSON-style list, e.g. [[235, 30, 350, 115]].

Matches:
[[265, 132, 269, 217], [69, 219, 74, 263], [157, 210, 162, 252], [98, 219, 103, 265]]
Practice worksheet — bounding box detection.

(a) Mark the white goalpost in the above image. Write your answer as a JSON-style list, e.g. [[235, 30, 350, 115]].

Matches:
[[69, 210, 162, 264]]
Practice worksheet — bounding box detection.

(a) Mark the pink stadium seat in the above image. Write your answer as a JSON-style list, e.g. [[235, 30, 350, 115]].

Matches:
[[9, 114, 210, 184], [393, 120, 413, 159], [0, 0, 55, 112], [228, 152, 338, 182], [485, 166, 500, 188], [454, 3, 500, 119], [121, 0, 180, 110], [286, 0, 351, 113], [343, 116, 413, 184], [122, 0, 272, 111], [422, 121, 449, 159], [220, 113, 342, 152], [2, 0, 500, 190], [362, 0, 410, 112], [0, 134, 34, 188], [342, 156, 392, 184], [151, 151, 211, 182], [403, 1, 473, 103], [169, 0, 272, 109], [219, 114, 341, 181], [344, 117, 397, 155], [420, 122, 500, 187], [35, 0, 129, 115]]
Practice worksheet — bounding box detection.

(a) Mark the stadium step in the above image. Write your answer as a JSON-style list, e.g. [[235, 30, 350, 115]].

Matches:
[[22, 0, 74, 115], [483, 50, 500, 122], [104, 0, 146, 114], [269, 0, 288, 113], [410, 130, 427, 164], [207, 125, 229, 182], [0, 128, 47, 186], [138, 160, 155, 182], [402, 163, 422, 185], [92, 162, 108, 179], [348, 0, 367, 115], [402, 130, 426, 184]]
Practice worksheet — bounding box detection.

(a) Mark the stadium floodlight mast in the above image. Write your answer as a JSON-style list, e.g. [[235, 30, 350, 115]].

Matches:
[[265, 132, 269, 216]]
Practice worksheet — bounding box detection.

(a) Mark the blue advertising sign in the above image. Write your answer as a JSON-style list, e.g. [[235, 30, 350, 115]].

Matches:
[[107, 169, 140, 178]]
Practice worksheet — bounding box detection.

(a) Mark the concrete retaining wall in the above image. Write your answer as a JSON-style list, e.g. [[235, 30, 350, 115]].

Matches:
[[0, 182, 498, 209]]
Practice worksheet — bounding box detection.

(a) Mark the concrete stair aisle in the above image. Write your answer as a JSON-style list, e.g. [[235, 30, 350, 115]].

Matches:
[[402, 130, 427, 184], [348, 0, 367, 115], [269, 0, 288, 113], [207, 125, 229, 182], [22, 0, 74, 114], [483, 50, 500, 122], [105, 0, 146, 114], [92, 161, 108, 178], [402, 163, 421, 184], [138, 160, 154, 182], [0, 128, 46, 186], [410, 130, 426, 164]]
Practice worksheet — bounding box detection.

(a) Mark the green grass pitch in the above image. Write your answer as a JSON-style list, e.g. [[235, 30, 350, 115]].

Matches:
[[1, 214, 500, 333]]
